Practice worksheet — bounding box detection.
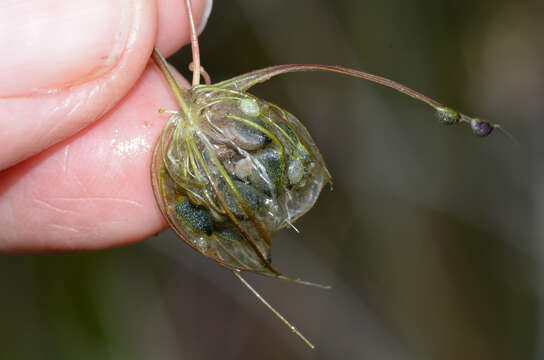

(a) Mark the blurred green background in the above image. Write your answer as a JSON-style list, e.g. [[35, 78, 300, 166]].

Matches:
[[1, 0, 542, 358]]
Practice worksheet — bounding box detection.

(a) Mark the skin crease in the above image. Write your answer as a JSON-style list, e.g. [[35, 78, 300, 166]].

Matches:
[[0, 0, 211, 252]]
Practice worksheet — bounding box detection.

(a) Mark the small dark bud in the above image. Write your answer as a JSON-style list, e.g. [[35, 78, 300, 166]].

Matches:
[[436, 107, 460, 125], [471, 119, 493, 137]]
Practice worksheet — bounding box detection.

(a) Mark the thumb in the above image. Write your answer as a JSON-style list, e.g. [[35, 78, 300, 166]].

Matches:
[[0, 0, 157, 170], [1, 0, 138, 96]]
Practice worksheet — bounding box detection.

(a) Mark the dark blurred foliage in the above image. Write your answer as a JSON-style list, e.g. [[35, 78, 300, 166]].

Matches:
[[2, 0, 543, 358]]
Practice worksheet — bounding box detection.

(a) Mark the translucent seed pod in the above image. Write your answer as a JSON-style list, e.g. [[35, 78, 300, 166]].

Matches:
[[152, 84, 331, 276]]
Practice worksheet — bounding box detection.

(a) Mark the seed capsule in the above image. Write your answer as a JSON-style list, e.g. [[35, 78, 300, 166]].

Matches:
[[152, 85, 331, 276]]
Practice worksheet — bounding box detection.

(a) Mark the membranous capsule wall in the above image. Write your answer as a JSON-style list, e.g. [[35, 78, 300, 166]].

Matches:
[[155, 85, 330, 274]]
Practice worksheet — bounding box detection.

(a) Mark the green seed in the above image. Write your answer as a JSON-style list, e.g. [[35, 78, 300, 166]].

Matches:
[[234, 149, 285, 196], [219, 179, 264, 217], [174, 198, 213, 236], [255, 149, 284, 196], [215, 225, 245, 242]]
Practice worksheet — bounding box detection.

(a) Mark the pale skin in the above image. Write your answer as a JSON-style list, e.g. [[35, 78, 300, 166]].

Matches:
[[0, 0, 212, 252]]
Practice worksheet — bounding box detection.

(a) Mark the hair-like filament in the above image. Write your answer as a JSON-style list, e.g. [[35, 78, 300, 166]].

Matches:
[[232, 270, 315, 349]]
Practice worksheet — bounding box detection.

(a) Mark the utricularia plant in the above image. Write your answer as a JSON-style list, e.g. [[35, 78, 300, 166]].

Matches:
[[151, 0, 505, 348]]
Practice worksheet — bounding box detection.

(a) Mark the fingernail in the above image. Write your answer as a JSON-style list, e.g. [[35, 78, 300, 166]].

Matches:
[[197, 0, 213, 35], [0, 0, 133, 96]]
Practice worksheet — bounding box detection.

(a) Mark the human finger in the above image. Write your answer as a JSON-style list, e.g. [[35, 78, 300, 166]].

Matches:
[[0, 0, 211, 171]]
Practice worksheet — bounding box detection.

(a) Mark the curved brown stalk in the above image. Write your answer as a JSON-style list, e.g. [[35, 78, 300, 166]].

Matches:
[[215, 63, 506, 137], [215, 64, 443, 108]]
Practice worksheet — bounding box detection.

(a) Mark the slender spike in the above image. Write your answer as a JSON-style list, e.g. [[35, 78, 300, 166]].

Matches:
[[158, 109, 179, 115], [185, 0, 201, 86], [494, 124, 519, 144], [285, 220, 300, 233], [232, 270, 315, 349], [275, 275, 331, 289], [257, 271, 331, 289]]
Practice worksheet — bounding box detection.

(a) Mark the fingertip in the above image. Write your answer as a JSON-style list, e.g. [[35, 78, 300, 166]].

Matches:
[[0, 0, 158, 170], [0, 0, 151, 97], [0, 64, 175, 252]]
